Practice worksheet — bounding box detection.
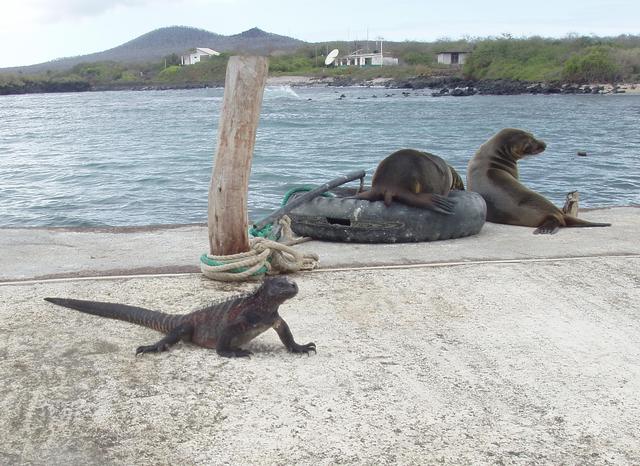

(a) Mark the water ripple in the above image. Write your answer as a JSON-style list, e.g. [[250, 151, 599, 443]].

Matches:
[[0, 88, 638, 227]]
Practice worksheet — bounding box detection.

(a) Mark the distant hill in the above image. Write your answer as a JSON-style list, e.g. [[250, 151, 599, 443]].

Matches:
[[1, 26, 307, 73]]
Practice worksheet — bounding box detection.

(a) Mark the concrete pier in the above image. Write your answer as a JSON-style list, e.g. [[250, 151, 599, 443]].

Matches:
[[1, 206, 638, 464]]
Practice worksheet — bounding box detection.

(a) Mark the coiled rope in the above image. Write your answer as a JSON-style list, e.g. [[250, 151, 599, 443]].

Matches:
[[200, 215, 319, 282]]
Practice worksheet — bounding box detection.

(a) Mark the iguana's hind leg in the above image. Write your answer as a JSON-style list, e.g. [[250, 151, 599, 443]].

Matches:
[[273, 317, 316, 354], [136, 323, 193, 355]]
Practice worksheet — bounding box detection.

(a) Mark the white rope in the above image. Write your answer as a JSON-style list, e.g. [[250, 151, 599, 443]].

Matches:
[[277, 215, 312, 246], [200, 219, 319, 282], [5, 254, 638, 286]]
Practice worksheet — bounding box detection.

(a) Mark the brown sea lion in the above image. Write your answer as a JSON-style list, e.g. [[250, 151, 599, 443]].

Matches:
[[355, 149, 461, 214], [467, 128, 611, 234]]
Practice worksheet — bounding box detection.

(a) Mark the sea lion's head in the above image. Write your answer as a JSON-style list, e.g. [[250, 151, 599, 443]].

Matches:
[[494, 128, 546, 160]]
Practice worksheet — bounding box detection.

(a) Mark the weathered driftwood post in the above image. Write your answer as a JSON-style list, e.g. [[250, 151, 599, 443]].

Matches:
[[562, 190, 580, 216], [208, 56, 268, 256]]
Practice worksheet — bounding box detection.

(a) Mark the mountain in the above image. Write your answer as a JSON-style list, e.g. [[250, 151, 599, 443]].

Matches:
[[226, 27, 307, 53], [1, 26, 307, 73]]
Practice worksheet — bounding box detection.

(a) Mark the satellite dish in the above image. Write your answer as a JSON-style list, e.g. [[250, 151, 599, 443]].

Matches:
[[325, 48, 339, 66]]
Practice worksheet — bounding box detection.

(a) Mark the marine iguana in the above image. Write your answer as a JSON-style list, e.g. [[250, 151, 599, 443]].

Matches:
[[44, 276, 316, 358]]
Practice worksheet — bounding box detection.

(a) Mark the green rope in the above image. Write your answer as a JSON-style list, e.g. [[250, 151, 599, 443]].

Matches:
[[202, 185, 328, 280], [280, 185, 335, 207], [199, 253, 270, 276], [248, 186, 335, 240], [248, 223, 274, 239]]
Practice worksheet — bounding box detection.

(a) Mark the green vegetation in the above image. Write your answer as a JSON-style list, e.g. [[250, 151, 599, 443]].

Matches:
[[1, 34, 639, 95], [463, 37, 566, 81], [463, 35, 640, 83], [562, 46, 620, 83], [269, 54, 315, 73], [155, 54, 230, 84], [0, 73, 90, 94]]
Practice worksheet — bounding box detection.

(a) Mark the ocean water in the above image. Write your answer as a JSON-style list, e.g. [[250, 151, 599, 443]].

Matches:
[[1, 86, 638, 227]]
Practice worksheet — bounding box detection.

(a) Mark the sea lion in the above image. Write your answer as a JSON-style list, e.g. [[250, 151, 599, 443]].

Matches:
[[355, 149, 461, 214], [466, 128, 611, 234]]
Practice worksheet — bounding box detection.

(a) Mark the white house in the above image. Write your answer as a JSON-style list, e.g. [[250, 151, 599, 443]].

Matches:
[[437, 51, 470, 66], [336, 50, 398, 67], [180, 47, 220, 65]]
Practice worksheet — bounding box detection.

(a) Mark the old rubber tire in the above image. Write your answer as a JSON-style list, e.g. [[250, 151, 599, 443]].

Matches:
[[287, 190, 486, 243]]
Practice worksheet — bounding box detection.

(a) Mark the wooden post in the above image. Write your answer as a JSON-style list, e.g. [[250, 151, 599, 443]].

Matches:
[[562, 190, 580, 216], [208, 56, 269, 256]]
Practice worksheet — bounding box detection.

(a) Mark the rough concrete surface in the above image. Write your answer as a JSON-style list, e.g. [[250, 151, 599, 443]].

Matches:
[[1, 207, 636, 282], [1, 207, 639, 465]]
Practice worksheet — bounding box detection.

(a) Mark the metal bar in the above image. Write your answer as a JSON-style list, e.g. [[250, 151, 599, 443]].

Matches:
[[252, 169, 366, 230]]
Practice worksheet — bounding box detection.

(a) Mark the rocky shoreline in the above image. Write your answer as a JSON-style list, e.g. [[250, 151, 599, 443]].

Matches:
[[2, 75, 638, 96], [390, 76, 638, 96], [323, 75, 639, 96]]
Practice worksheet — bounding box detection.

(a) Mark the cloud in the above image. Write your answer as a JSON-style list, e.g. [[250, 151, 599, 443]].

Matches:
[[22, 0, 147, 22], [17, 0, 241, 23]]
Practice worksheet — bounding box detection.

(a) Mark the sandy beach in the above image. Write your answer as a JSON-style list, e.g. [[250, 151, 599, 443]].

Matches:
[[604, 83, 640, 94], [266, 75, 334, 87]]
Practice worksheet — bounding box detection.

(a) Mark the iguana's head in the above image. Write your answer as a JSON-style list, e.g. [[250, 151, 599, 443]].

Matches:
[[261, 276, 299, 303]]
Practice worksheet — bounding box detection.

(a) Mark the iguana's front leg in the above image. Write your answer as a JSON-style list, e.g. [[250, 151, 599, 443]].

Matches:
[[136, 323, 194, 355], [216, 323, 253, 358], [273, 317, 316, 354]]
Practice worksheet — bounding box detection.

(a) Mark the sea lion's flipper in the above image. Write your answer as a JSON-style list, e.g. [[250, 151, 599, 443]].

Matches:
[[533, 217, 561, 235], [353, 190, 376, 201], [563, 215, 611, 228], [383, 190, 394, 207], [428, 193, 457, 214], [535, 214, 611, 234], [392, 191, 456, 215]]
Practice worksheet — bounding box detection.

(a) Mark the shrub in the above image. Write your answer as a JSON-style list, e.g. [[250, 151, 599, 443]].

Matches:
[[562, 46, 621, 83], [402, 51, 434, 65], [157, 65, 182, 81], [463, 37, 568, 81], [612, 47, 640, 80]]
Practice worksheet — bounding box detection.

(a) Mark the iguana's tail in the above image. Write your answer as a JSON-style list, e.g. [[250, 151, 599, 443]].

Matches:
[[44, 298, 180, 333]]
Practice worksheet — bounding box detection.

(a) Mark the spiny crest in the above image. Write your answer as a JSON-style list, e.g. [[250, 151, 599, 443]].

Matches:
[[201, 281, 263, 309]]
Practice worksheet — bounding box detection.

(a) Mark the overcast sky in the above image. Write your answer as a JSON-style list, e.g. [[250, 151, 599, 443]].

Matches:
[[1, 0, 639, 68]]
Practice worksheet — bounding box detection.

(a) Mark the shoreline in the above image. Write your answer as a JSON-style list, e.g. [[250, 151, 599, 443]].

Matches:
[[2, 204, 637, 232], [103, 78, 640, 96], [2, 75, 640, 96], [1, 207, 635, 283], [268, 75, 640, 96]]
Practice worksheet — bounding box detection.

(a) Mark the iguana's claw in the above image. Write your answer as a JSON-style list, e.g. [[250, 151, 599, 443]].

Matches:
[[290, 342, 317, 355], [135, 343, 169, 355]]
